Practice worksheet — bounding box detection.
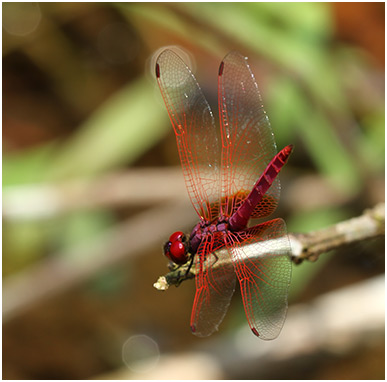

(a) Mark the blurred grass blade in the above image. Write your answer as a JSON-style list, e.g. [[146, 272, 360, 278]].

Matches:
[[268, 76, 360, 193], [4, 77, 169, 184], [48, 77, 168, 180], [3, 143, 58, 186]]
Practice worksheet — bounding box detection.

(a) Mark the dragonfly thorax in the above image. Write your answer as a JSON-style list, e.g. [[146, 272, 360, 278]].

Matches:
[[189, 217, 230, 255]]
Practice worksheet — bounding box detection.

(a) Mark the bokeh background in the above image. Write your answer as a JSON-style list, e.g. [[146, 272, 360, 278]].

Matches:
[[3, 2, 384, 379]]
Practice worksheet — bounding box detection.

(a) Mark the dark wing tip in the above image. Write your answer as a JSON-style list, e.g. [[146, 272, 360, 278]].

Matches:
[[155, 62, 160, 78], [251, 327, 260, 337], [218, 61, 225, 76]]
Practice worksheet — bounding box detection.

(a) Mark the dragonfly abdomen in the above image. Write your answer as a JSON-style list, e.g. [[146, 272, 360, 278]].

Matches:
[[228, 145, 293, 231]]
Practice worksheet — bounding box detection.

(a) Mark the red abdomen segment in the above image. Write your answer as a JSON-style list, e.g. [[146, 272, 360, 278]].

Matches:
[[228, 145, 293, 231]]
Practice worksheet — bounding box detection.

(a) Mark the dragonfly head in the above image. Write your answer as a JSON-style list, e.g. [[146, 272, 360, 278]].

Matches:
[[163, 231, 190, 265]]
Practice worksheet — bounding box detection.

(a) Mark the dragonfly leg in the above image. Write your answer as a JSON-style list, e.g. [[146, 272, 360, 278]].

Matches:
[[175, 254, 195, 286], [166, 254, 196, 287]]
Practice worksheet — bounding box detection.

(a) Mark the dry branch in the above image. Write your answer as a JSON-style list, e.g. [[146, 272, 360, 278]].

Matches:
[[3, 167, 186, 220], [154, 203, 385, 290], [289, 202, 385, 263]]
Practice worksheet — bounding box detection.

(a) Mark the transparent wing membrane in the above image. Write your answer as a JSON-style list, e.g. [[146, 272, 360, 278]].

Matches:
[[156, 50, 221, 221], [228, 218, 291, 339], [218, 51, 280, 218], [190, 234, 236, 337]]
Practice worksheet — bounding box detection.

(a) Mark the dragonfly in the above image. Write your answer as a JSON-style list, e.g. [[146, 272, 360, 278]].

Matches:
[[155, 49, 293, 339]]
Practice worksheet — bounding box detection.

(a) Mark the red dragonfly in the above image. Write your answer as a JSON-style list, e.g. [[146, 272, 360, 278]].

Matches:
[[155, 49, 293, 339]]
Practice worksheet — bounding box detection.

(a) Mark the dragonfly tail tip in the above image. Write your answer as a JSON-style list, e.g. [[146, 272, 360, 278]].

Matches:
[[286, 144, 294, 153]]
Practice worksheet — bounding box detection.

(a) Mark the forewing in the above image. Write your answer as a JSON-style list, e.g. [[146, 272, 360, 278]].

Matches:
[[218, 51, 280, 218], [228, 218, 291, 340], [190, 233, 236, 337], [156, 49, 221, 221]]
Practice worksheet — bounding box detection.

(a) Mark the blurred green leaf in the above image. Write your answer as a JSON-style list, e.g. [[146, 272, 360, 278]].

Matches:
[[244, 2, 332, 40], [294, 95, 360, 192], [289, 206, 349, 233], [357, 111, 385, 173], [119, 3, 224, 56], [48, 77, 169, 180], [3, 143, 59, 186], [3, 209, 115, 275], [266, 76, 301, 147], [209, 2, 348, 114], [268, 76, 360, 192], [3, 220, 49, 275], [3, 77, 169, 185], [54, 210, 115, 251]]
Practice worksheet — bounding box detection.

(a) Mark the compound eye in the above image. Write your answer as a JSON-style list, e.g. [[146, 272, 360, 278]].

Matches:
[[168, 241, 188, 265], [169, 231, 185, 243], [163, 231, 188, 264]]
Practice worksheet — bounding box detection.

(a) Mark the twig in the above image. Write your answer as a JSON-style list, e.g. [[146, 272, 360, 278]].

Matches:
[[290, 202, 385, 263], [3, 167, 186, 220], [153, 203, 385, 290]]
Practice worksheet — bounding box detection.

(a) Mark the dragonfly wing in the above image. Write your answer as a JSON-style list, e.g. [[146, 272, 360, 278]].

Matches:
[[190, 234, 236, 337], [218, 51, 280, 218], [156, 49, 221, 221], [228, 218, 291, 340]]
